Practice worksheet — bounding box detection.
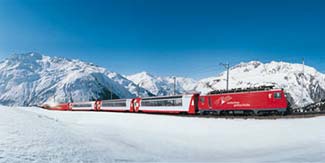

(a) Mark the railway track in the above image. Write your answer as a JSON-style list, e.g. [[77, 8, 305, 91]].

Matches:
[[38, 106, 325, 120], [140, 111, 325, 120]]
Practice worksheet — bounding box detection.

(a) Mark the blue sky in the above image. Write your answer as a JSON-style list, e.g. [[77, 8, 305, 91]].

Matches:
[[0, 0, 324, 79]]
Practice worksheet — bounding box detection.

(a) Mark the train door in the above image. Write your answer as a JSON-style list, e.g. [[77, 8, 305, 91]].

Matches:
[[130, 99, 135, 112], [132, 98, 141, 112], [208, 96, 212, 109], [193, 94, 199, 113], [95, 100, 101, 111], [68, 103, 72, 111], [272, 91, 283, 107], [198, 95, 210, 110]]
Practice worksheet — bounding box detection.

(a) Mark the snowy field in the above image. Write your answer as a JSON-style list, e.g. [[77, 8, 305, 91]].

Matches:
[[0, 106, 324, 162]]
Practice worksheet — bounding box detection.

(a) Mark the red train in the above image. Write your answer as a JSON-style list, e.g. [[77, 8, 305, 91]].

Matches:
[[42, 87, 288, 116]]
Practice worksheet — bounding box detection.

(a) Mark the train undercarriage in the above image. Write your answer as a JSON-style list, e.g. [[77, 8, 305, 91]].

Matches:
[[199, 108, 288, 116]]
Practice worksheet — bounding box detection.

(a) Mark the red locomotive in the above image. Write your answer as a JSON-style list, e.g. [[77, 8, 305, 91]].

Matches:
[[42, 86, 288, 116], [199, 88, 287, 115]]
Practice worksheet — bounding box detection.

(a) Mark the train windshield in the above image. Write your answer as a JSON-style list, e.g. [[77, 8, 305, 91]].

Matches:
[[141, 96, 183, 107], [102, 100, 127, 107], [274, 92, 282, 99]]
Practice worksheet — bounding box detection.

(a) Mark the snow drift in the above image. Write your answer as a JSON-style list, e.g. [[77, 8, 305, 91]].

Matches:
[[0, 106, 324, 162]]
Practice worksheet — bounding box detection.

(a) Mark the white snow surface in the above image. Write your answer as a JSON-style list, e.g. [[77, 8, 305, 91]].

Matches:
[[127, 72, 197, 96], [195, 61, 325, 107], [1, 106, 324, 162]]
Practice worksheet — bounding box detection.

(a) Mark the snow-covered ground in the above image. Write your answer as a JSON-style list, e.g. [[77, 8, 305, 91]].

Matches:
[[0, 106, 324, 162]]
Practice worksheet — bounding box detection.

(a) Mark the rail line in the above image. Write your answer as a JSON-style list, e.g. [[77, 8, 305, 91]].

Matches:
[[131, 111, 325, 120], [38, 105, 325, 119]]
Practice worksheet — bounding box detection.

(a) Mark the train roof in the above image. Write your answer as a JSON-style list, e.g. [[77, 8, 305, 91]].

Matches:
[[140, 93, 199, 100], [207, 85, 283, 95]]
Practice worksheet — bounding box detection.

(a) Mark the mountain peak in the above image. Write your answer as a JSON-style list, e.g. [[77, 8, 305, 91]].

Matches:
[[127, 72, 197, 96], [127, 71, 156, 84], [8, 52, 43, 60], [232, 61, 262, 70], [136, 71, 155, 78]]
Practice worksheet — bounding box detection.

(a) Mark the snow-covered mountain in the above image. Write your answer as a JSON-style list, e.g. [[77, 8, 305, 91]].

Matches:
[[1, 52, 324, 108], [127, 72, 197, 96], [0, 52, 150, 106], [194, 61, 325, 108], [106, 72, 154, 97]]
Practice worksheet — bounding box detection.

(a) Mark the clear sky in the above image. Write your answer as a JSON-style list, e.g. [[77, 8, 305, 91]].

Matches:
[[0, 0, 324, 79]]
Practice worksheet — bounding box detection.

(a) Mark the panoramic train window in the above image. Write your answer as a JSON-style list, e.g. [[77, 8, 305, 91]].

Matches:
[[200, 97, 205, 103], [102, 100, 127, 107], [73, 103, 92, 107], [274, 92, 282, 99], [141, 96, 183, 107]]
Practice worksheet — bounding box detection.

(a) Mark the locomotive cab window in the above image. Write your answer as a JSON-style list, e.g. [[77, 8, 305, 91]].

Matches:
[[274, 92, 282, 99]]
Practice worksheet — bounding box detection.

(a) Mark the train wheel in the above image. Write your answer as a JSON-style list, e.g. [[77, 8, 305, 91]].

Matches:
[[200, 111, 207, 116], [278, 111, 285, 116], [244, 111, 254, 116]]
